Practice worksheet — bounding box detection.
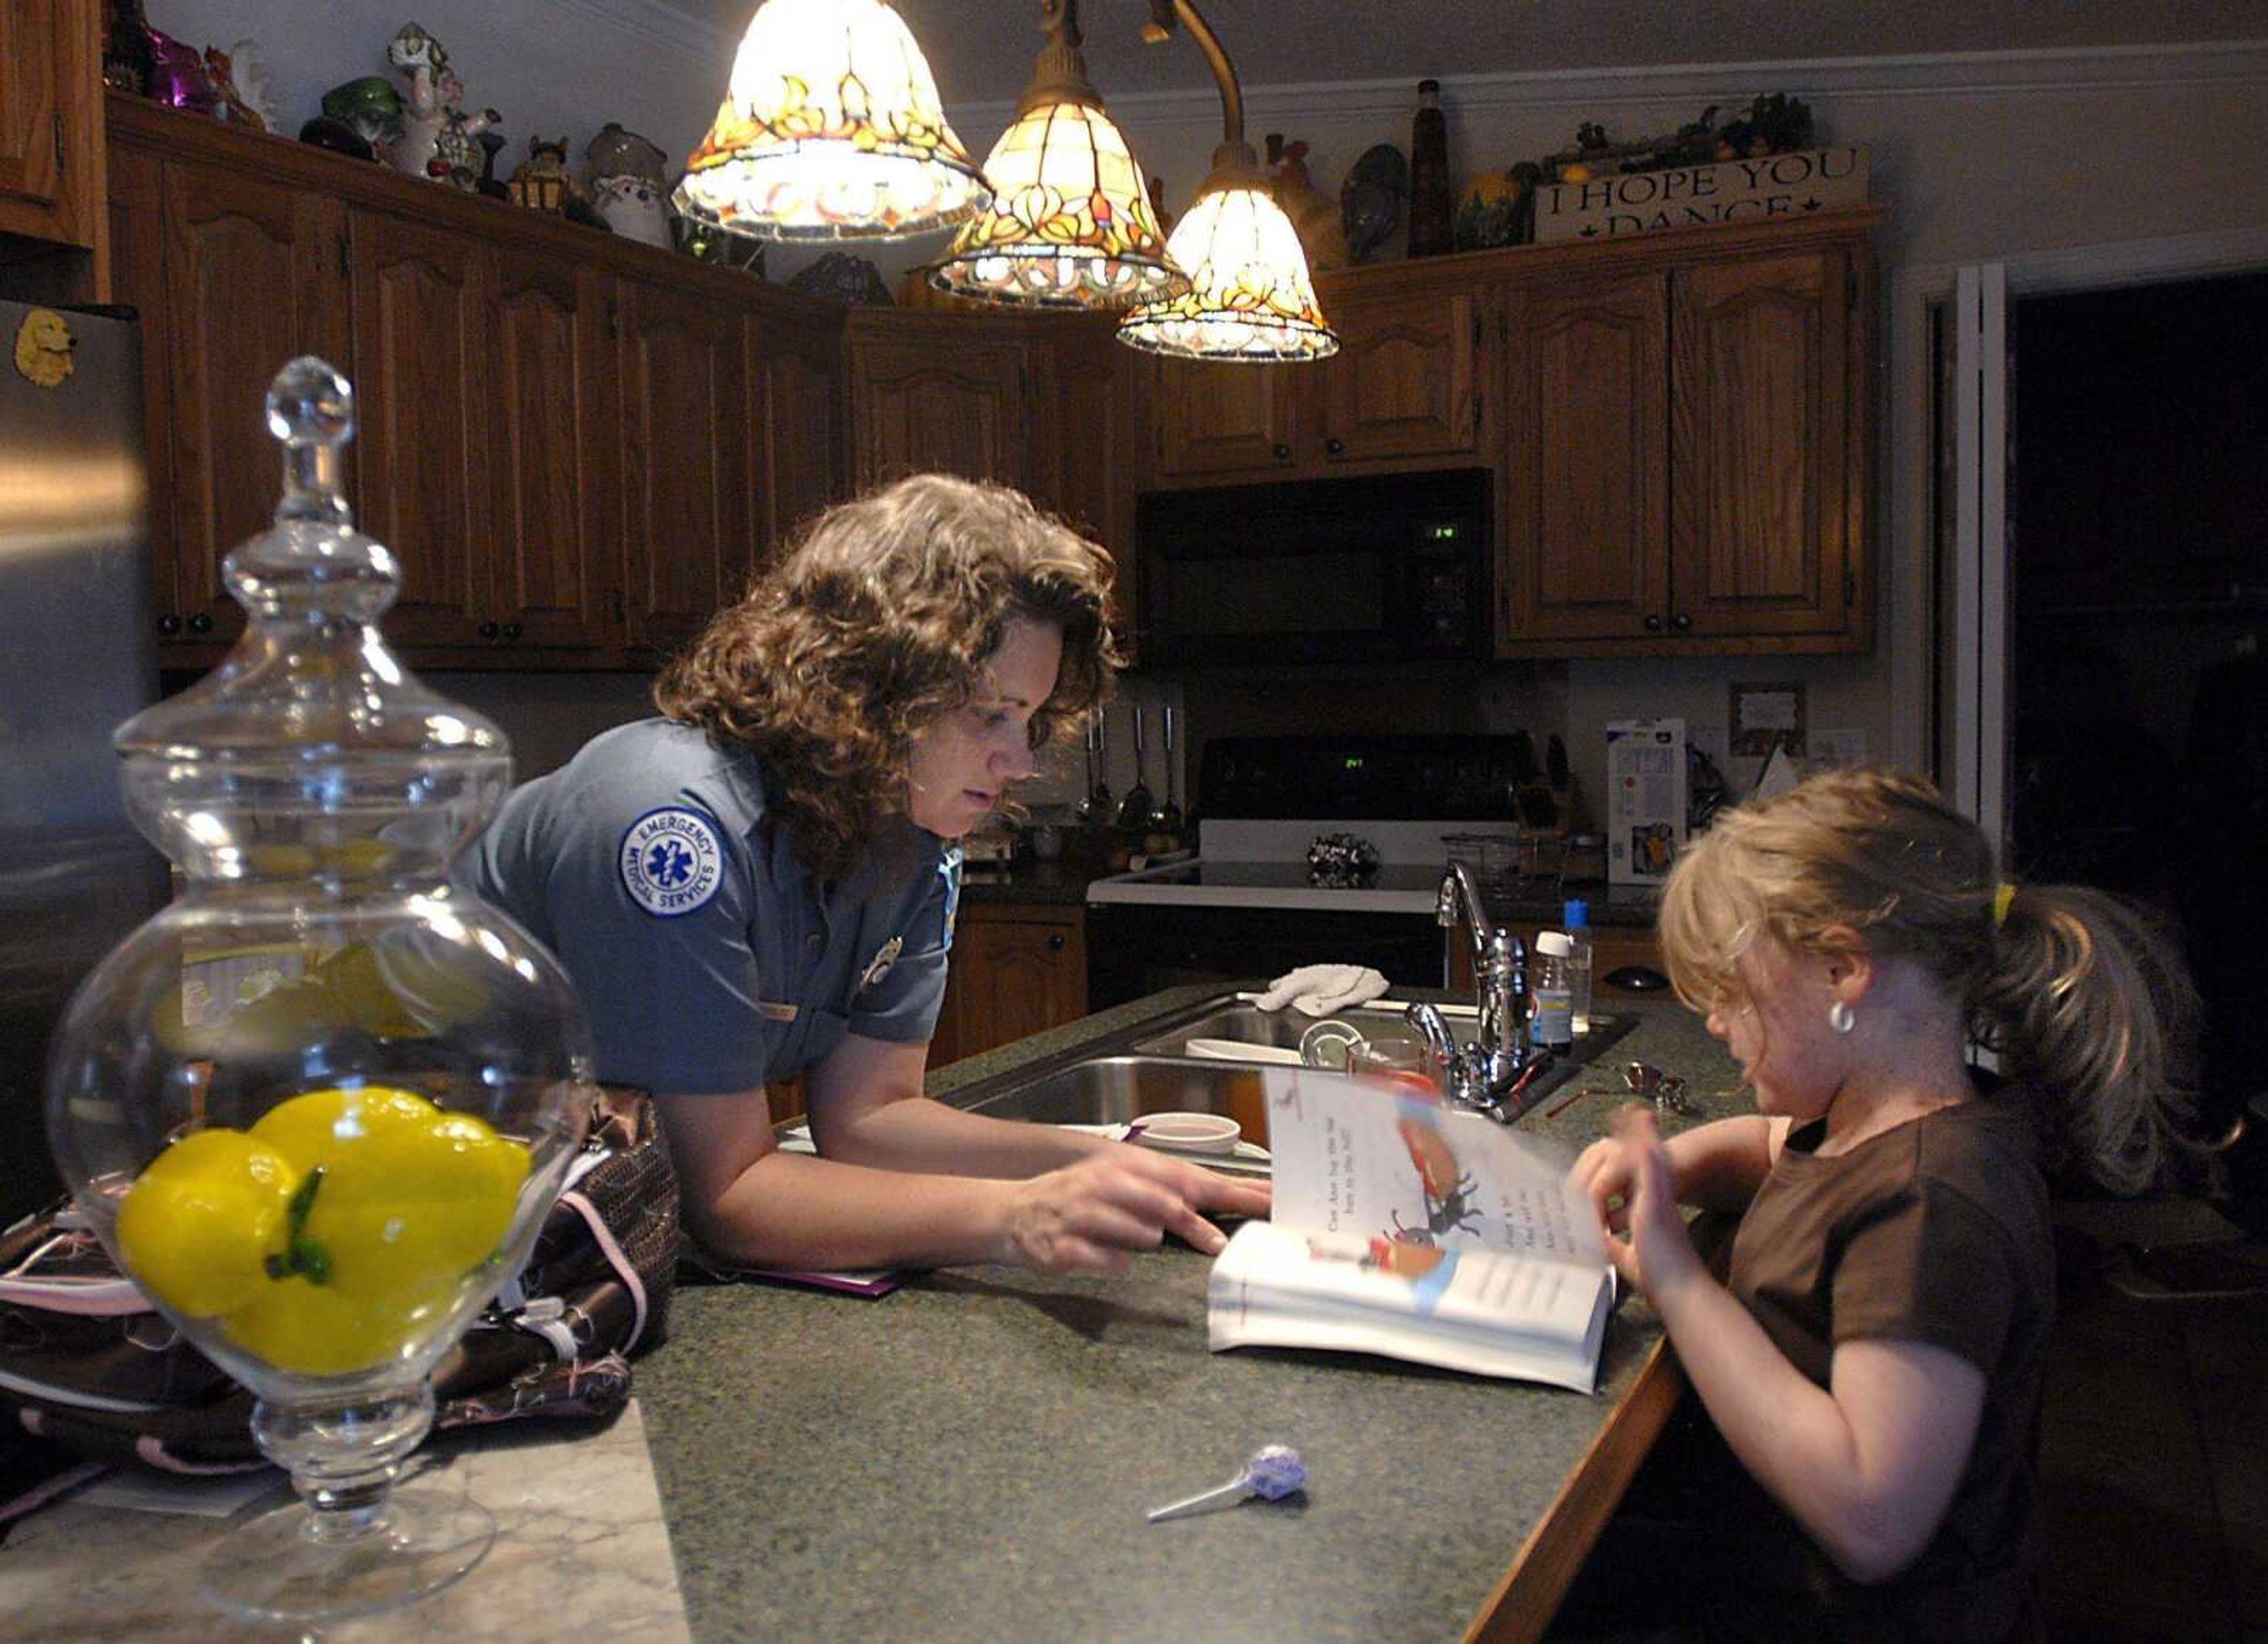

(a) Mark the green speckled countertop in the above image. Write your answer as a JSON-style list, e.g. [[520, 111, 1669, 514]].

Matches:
[[637, 990, 1741, 1643]]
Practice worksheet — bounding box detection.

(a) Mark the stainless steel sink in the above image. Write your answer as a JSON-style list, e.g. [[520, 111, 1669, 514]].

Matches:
[[956, 1055, 1275, 1172], [1128, 999, 1482, 1056], [942, 994, 1639, 1156]]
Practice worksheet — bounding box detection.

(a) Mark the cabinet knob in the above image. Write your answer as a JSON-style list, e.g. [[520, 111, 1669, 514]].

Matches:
[[479, 621, 500, 640], [1325, 437, 1345, 456], [1643, 614, 1663, 633], [1271, 442, 1292, 462], [1671, 612, 1692, 632], [187, 612, 213, 635], [501, 622, 523, 642], [156, 613, 183, 637], [1047, 933, 1065, 951]]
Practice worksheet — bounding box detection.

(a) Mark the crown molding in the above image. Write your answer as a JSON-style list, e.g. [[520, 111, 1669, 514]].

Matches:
[[957, 38, 2268, 132]]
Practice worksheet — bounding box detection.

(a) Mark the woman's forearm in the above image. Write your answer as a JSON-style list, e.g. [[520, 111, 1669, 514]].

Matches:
[[814, 1093, 1111, 1179], [688, 1146, 1018, 1271]]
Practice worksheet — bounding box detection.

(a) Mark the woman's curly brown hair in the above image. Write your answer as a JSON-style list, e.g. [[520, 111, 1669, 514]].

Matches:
[[654, 473, 1122, 880]]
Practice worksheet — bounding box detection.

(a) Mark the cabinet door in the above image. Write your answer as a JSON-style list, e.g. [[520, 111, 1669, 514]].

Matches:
[[617, 276, 752, 653], [487, 252, 612, 649], [346, 208, 490, 647], [929, 907, 1086, 1068], [848, 334, 1031, 492], [1500, 274, 1669, 645], [161, 158, 349, 647], [1669, 249, 1853, 639], [1035, 322, 1139, 624], [0, 0, 93, 247], [748, 307, 842, 567], [1149, 355, 1299, 480], [1318, 287, 1484, 464]]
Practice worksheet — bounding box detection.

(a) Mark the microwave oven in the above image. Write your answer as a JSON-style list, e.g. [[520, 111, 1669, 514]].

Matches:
[[1132, 468, 1490, 666]]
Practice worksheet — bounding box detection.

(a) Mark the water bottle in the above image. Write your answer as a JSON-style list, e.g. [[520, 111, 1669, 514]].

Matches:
[[1563, 899, 1595, 1036], [1530, 930, 1574, 1050]]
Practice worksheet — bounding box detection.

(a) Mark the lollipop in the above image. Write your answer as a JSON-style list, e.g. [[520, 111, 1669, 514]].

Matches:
[[1146, 1444, 1308, 1523]]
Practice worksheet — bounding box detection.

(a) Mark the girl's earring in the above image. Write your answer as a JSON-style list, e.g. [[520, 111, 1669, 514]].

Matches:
[[1827, 999, 1855, 1035]]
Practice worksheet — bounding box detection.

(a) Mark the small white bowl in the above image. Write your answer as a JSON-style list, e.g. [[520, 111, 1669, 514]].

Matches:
[[1128, 1111, 1243, 1154], [1184, 1038, 1303, 1065]]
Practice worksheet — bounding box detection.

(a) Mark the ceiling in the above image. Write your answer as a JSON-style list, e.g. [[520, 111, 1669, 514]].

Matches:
[[669, 1, 2268, 105]]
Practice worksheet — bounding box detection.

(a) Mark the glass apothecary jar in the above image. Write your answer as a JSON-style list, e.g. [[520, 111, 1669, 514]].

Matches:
[[44, 360, 593, 1625]]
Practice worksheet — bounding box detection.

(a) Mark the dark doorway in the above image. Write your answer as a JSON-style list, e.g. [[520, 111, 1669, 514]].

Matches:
[[2006, 269, 2268, 1203]]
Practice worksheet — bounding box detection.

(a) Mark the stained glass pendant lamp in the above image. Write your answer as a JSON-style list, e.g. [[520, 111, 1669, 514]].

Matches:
[[928, 0, 1187, 309], [1116, 1, 1337, 361], [674, 0, 990, 242]]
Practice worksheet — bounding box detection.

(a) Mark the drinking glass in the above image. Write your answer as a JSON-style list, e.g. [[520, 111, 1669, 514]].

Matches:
[[1348, 1032, 1443, 1098]]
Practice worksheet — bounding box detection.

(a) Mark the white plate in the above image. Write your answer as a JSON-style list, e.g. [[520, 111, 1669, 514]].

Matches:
[[1183, 1038, 1303, 1065], [1127, 1111, 1244, 1154]]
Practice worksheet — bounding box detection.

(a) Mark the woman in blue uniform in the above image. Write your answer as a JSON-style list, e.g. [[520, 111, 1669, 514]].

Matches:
[[461, 474, 1267, 1274]]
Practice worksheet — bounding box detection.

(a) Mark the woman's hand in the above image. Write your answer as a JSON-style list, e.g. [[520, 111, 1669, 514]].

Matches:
[[996, 1149, 1270, 1275], [1575, 1104, 1705, 1300]]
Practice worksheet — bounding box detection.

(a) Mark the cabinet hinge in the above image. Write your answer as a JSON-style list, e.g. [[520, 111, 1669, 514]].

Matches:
[[53, 115, 64, 171]]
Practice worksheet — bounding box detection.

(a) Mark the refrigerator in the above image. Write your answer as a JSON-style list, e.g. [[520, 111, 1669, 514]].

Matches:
[[0, 300, 167, 1227]]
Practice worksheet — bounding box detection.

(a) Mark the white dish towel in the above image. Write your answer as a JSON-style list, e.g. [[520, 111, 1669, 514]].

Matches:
[[1249, 964, 1390, 1017]]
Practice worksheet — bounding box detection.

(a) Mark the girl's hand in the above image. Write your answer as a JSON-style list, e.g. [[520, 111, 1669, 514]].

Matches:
[[997, 1150, 1270, 1275], [1584, 1105, 1705, 1300]]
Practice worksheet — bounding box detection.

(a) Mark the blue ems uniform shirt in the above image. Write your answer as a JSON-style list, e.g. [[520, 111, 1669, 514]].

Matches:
[[454, 719, 959, 1095]]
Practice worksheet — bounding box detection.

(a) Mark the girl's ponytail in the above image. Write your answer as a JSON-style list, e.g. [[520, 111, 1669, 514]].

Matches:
[[1974, 883, 2198, 1195]]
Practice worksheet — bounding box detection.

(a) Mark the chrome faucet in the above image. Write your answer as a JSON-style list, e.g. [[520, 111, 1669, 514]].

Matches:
[[1404, 861, 1556, 1121]]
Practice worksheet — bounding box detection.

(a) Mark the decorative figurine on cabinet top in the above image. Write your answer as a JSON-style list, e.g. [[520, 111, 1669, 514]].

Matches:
[[585, 124, 673, 249], [507, 137, 573, 212], [204, 39, 275, 132]]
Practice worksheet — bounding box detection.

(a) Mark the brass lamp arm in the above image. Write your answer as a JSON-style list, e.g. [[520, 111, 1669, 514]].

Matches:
[[1140, 0, 1254, 179]]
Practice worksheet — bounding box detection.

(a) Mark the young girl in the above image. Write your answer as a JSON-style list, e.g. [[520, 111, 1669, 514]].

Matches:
[[1565, 767, 2193, 1642]]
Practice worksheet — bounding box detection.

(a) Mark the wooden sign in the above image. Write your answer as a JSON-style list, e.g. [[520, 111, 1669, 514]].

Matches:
[[1534, 146, 1868, 244]]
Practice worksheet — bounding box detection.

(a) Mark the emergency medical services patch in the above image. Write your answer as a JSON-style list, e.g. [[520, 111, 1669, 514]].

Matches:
[[618, 807, 724, 917]]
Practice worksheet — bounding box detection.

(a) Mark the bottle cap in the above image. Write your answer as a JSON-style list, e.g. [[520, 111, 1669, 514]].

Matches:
[[1536, 930, 1572, 957], [1563, 898, 1589, 929], [1418, 78, 1440, 94]]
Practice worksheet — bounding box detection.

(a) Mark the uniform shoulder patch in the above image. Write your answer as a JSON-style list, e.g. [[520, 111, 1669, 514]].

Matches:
[[618, 807, 726, 918]]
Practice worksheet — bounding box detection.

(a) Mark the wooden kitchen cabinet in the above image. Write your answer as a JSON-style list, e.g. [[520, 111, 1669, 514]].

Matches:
[[130, 150, 349, 648], [615, 272, 753, 655], [346, 206, 490, 649], [927, 904, 1087, 1069], [846, 310, 1035, 493], [0, 0, 100, 252], [105, 94, 861, 671], [1146, 278, 1488, 484], [747, 298, 845, 565], [483, 250, 615, 651], [1500, 272, 1670, 644], [1497, 218, 1875, 657]]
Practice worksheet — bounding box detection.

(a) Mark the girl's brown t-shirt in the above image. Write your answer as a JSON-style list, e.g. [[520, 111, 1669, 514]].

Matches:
[[1718, 1092, 2055, 1642]]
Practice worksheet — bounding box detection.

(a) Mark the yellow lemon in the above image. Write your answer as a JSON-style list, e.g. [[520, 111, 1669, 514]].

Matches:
[[116, 1128, 297, 1317], [220, 1277, 418, 1376]]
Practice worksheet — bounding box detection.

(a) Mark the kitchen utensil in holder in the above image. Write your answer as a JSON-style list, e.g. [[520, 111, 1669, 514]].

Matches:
[[44, 359, 594, 1625]]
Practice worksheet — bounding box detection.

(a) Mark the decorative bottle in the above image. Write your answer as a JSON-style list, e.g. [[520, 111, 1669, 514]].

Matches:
[[1407, 79, 1454, 257]]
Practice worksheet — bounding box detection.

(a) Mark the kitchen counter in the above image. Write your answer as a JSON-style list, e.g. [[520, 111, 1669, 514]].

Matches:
[[637, 988, 1743, 1643]]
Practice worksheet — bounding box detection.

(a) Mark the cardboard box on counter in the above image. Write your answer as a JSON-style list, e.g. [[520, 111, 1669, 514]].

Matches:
[[1606, 719, 1687, 886]]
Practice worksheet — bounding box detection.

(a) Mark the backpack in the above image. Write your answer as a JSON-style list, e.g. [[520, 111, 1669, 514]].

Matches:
[[0, 1084, 677, 1516]]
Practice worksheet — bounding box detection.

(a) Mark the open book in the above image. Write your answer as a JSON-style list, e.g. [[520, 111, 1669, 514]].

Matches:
[[1208, 1068, 1615, 1391]]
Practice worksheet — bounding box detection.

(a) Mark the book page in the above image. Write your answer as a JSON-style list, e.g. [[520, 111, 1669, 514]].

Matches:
[[1258, 1066, 1605, 1270]]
